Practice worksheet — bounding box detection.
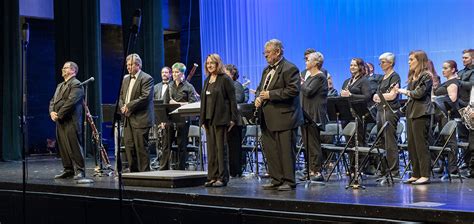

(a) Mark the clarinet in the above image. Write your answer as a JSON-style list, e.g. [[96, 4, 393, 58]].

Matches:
[[83, 102, 113, 169]]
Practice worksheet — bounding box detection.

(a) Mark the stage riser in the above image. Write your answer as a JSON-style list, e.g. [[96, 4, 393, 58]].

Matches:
[[0, 191, 414, 224]]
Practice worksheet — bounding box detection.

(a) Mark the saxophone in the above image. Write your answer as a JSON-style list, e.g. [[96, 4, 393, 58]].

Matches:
[[459, 104, 474, 130]]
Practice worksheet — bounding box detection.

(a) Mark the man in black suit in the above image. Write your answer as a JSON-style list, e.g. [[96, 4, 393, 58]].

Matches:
[[49, 61, 85, 180], [255, 39, 304, 191], [119, 53, 154, 172], [154, 67, 172, 101], [457, 49, 474, 177]]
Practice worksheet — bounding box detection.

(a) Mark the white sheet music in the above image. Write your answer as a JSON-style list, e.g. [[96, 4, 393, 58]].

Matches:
[[471, 84, 474, 106]]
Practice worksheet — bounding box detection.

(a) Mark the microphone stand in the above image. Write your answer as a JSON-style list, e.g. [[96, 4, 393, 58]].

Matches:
[[111, 9, 141, 223], [77, 83, 94, 184], [20, 22, 29, 224]]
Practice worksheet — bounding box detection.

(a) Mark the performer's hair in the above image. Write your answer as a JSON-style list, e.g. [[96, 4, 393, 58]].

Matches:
[[65, 61, 79, 74], [205, 54, 225, 76], [225, 64, 239, 81], [265, 39, 284, 56], [126, 53, 142, 67], [379, 52, 396, 66], [172, 62, 186, 73]]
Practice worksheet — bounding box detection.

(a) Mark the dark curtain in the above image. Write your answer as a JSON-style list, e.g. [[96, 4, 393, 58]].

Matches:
[[54, 0, 102, 154], [120, 0, 164, 81], [1, 0, 22, 161]]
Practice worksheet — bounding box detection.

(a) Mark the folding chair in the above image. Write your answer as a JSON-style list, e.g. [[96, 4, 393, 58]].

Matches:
[[322, 122, 357, 181], [429, 120, 462, 182]]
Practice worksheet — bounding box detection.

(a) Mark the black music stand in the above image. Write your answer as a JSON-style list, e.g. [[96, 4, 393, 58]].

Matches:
[[238, 103, 265, 179], [345, 99, 372, 190], [153, 104, 181, 170], [327, 97, 354, 145]]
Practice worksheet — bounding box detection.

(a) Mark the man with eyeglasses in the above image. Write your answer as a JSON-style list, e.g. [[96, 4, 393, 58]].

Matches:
[[49, 61, 85, 180], [255, 39, 303, 191]]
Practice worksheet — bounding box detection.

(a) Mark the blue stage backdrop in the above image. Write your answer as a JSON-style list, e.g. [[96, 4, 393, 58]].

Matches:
[[200, 0, 474, 93]]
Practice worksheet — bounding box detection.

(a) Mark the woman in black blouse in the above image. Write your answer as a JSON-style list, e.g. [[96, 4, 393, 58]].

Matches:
[[341, 58, 371, 145], [301, 52, 328, 181], [200, 54, 238, 187], [372, 52, 401, 178], [433, 60, 459, 174], [397, 50, 434, 185]]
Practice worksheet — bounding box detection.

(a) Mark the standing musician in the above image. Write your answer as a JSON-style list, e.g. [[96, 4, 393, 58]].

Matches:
[[164, 62, 198, 170], [119, 53, 154, 172], [49, 61, 85, 180], [225, 64, 246, 177], [457, 49, 474, 177], [300, 52, 328, 181], [200, 54, 238, 187], [397, 50, 434, 185], [255, 39, 303, 191], [153, 66, 173, 170], [341, 58, 371, 145], [433, 60, 459, 174], [372, 52, 401, 178]]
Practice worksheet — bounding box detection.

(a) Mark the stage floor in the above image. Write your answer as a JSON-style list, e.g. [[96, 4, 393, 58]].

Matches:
[[1, 156, 473, 223]]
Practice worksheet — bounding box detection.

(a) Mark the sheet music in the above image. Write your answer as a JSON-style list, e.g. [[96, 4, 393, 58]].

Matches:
[[470, 84, 474, 106]]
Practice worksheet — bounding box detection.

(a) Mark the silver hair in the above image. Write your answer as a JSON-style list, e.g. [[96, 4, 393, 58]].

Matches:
[[126, 53, 142, 67], [264, 39, 284, 55], [308, 52, 324, 68], [379, 52, 396, 66]]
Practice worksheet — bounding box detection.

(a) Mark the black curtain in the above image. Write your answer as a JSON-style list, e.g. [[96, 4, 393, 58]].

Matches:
[[54, 0, 102, 154], [120, 0, 164, 81], [1, 0, 21, 161]]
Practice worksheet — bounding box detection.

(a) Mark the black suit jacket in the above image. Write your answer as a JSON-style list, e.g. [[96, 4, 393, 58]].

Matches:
[[301, 72, 328, 130], [119, 70, 154, 128], [458, 64, 474, 106], [153, 82, 169, 101], [257, 58, 304, 132], [49, 77, 84, 131], [406, 72, 434, 119], [200, 74, 238, 126]]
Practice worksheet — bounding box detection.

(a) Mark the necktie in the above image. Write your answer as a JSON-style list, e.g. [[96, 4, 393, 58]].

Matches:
[[263, 67, 275, 91]]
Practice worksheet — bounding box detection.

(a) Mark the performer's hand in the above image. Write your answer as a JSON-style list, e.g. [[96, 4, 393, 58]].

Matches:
[[121, 105, 129, 115], [255, 97, 262, 108], [259, 91, 270, 100], [373, 94, 381, 103], [159, 122, 166, 129], [341, 90, 351, 97], [170, 99, 179, 104], [228, 121, 235, 132], [50, 112, 58, 121], [397, 88, 408, 96]]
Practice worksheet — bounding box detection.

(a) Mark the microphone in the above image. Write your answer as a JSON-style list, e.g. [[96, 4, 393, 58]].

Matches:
[[22, 23, 29, 46], [80, 77, 95, 86], [130, 9, 142, 34]]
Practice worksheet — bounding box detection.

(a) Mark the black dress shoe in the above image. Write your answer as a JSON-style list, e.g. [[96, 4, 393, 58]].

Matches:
[[73, 172, 85, 180], [310, 174, 324, 182], [204, 180, 216, 187], [277, 184, 295, 191], [54, 171, 74, 179], [212, 180, 227, 187], [262, 183, 281, 190]]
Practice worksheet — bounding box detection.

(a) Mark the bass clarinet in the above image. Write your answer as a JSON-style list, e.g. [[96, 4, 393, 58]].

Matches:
[[83, 102, 113, 171]]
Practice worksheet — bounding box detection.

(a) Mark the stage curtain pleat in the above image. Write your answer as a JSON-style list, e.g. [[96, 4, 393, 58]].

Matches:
[[120, 0, 164, 82], [1, 0, 22, 161]]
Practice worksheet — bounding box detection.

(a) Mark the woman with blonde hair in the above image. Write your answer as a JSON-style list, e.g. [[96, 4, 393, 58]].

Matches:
[[200, 53, 238, 187]]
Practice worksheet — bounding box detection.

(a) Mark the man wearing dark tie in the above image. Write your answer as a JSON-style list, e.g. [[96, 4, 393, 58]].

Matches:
[[255, 39, 304, 191], [49, 61, 85, 180], [119, 53, 154, 172]]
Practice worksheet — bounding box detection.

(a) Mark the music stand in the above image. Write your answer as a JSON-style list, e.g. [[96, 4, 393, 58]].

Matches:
[[345, 98, 371, 189], [238, 103, 265, 179], [327, 97, 354, 145]]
